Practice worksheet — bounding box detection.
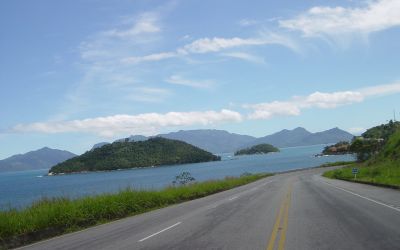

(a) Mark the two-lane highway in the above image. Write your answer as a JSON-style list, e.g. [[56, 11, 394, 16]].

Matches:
[[19, 167, 400, 250]]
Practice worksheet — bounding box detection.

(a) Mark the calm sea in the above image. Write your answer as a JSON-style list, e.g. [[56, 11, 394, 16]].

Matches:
[[0, 144, 354, 210]]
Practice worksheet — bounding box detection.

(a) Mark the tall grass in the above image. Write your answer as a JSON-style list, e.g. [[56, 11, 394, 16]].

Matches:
[[323, 161, 400, 187], [0, 173, 271, 249], [323, 130, 400, 188], [318, 161, 356, 168]]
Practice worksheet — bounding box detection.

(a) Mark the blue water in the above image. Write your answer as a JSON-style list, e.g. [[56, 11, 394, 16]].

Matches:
[[0, 145, 354, 210]]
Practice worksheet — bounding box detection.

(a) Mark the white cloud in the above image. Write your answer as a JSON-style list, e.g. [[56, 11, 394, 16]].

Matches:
[[280, 0, 400, 37], [246, 82, 400, 120], [117, 30, 298, 66], [302, 91, 364, 108], [103, 12, 161, 38], [221, 52, 265, 64], [238, 19, 260, 27], [12, 110, 243, 137], [118, 33, 298, 65], [181, 33, 296, 54], [181, 37, 265, 54], [121, 52, 177, 64], [128, 87, 171, 103], [165, 75, 215, 89], [246, 101, 301, 120], [359, 82, 400, 97]]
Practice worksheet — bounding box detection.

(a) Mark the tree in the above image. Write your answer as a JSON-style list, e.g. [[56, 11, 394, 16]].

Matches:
[[172, 172, 196, 185], [350, 138, 384, 162]]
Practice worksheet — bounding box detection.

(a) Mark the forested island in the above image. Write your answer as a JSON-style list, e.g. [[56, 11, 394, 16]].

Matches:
[[234, 144, 279, 156], [49, 137, 221, 174]]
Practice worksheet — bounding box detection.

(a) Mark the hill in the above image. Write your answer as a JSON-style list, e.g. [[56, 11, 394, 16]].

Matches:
[[235, 144, 279, 156], [92, 136, 149, 150], [248, 127, 353, 148], [324, 126, 400, 187], [158, 129, 256, 153], [361, 120, 400, 140], [91, 142, 110, 150], [92, 127, 353, 154], [49, 138, 221, 174], [0, 147, 76, 172], [108, 130, 256, 153]]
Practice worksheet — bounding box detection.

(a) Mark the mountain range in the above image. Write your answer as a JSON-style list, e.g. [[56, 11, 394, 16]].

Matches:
[[1, 127, 353, 173], [94, 127, 354, 154], [247, 127, 353, 148], [0, 147, 76, 172]]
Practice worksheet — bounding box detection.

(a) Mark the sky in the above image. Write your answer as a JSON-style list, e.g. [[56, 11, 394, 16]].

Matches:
[[1, 0, 400, 158]]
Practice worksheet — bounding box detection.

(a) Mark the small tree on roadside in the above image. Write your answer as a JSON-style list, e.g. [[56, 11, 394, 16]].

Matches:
[[172, 172, 196, 186]]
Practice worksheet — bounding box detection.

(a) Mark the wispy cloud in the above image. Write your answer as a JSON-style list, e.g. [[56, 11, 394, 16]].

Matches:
[[280, 0, 400, 38], [60, 8, 169, 118], [238, 19, 260, 27], [12, 109, 242, 137], [180, 33, 297, 54], [127, 87, 171, 103], [119, 33, 298, 65], [221, 52, 265, 64], [9, 82, 400, 137], [165, 75, 215, 89], [103, 12, 161, 38], [246, 82, 400, 119], [121, 52, 177, 64]]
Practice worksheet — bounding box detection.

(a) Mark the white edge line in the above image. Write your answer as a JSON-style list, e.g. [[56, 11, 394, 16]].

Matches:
[[138, 222, 182, 242], [228, 196, 238, 201], [320, 179, 400, 213]]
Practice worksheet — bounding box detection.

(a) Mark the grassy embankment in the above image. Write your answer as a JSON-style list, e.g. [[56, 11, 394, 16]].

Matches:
[[323, 130, 400, 188], [318, 161, 356, 168], [323, 162, 400, 188], [0, 173, 271, 249]]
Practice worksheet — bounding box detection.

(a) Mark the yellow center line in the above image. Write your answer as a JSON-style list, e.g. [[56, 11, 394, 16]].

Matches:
[[278, 187, 292, 250], [266, 184, 293, 250], [266, 199, 285, 250]]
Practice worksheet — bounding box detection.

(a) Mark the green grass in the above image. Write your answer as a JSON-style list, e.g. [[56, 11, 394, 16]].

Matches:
[[323, 161, 400, 187], [323, 129, 400, 188], [318, 161, 356, 168], [0, 173, 272, 249]]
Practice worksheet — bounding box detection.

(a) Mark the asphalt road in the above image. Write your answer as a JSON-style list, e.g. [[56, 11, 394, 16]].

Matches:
[[19, 167, 400, 250]]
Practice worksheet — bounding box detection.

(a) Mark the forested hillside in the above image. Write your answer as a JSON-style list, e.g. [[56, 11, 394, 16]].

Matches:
[[50, 138, 220, 174]]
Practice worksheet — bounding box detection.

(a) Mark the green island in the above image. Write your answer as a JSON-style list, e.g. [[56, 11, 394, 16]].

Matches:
[[49, 137, 220, 174], [0, 173, 272, 249], [324, 120, 400, 188], [234, 143, 279, 156]]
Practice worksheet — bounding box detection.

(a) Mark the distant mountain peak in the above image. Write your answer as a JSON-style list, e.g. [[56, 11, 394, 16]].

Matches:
[[247, 127, 353, 148], [0, 148, 76, 172], [293, 127, 309, 132]]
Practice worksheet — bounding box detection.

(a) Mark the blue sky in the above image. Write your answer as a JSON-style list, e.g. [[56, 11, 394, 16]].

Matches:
[[1, 0, 400, 158]]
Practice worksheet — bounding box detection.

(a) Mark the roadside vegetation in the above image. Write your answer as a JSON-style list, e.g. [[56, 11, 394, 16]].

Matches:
[[0, 172, 271, 249], [318, 161, 356, 168], [324, 120, 400, 188], [323, 163, 400, 187]]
